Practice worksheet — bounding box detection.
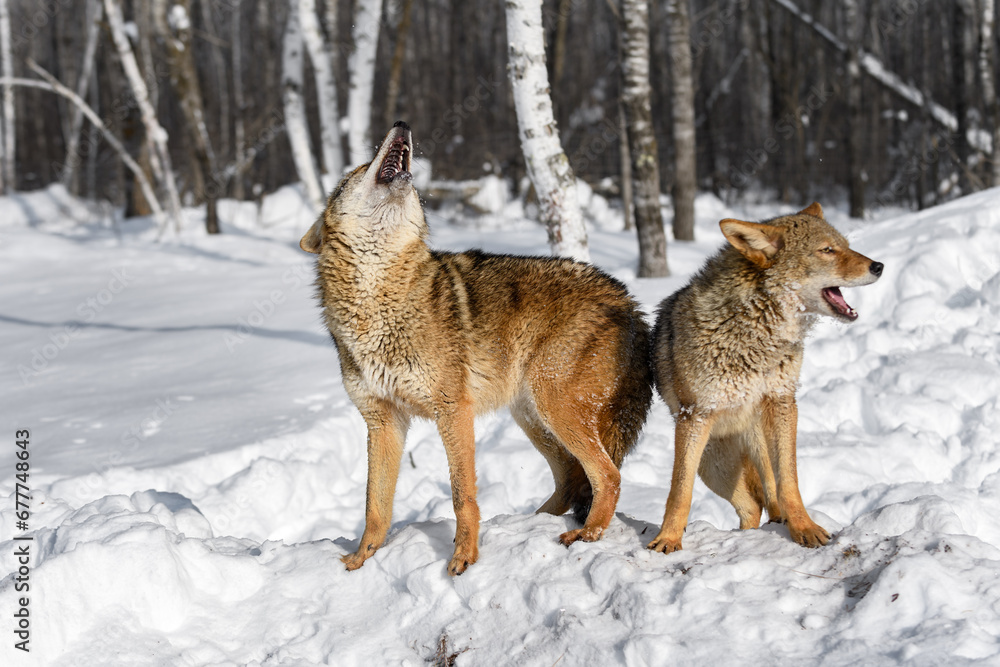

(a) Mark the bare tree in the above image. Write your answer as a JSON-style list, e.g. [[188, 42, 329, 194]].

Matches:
[[953, 0, 976, 193], [198, 1, 230, 161], [506, 0, 589, 261], [104, 0, 183, 230], [60, 0, 102, 192], [622, 0, 668, 276], [283, 0, 325, 209], [844, 0, 864, 218], [0, 0, 13, 191], [980, 0, 1000, 186], [666, 0, 695, 242], [231, 0, 246, 200], [300, 0, 343, 177], [384, 0, 413, 130], [347, 0, 384, 165], [157, 0, 221, 233], [3, 60, 165, 232]]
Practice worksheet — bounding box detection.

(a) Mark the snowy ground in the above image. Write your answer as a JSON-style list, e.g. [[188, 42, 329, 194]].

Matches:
[[1, 183, 999, 666]]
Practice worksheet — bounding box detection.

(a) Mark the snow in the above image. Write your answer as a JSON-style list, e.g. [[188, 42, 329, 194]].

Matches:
[[2, 183, 1000, 665]]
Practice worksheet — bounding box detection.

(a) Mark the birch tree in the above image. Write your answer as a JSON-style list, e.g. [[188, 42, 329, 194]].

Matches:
[[4, 60, 165, 232], [61, 0, 102, 191], [347, 0, 384, 165], [952, 0, 975, 193], [300, 0, 343, 177], [622, 0, 668, 276], [506, 0, 589, 262], [844, 0, 864, 218], [666, 0, 695, 242], [157, 0, 221, 233], [231, 0, 246, 200], [104, 0, 183, 229], [283, 0, 325, 209], [0, 0, 14, 191], [384, 0, 413, 129], [980, 0, 1000, 186]]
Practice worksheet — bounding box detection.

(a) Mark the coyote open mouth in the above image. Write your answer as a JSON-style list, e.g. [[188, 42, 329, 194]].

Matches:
[[822, 286, 858, 321], [377, 123, 412, 184]]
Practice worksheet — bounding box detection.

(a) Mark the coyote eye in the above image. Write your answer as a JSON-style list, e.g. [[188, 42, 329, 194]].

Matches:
[[819, 246, 835, 254]]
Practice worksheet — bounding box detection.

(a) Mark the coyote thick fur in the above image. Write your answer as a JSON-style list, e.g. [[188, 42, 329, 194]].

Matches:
[[301, 122, 653, 575], [647, 203, 882, 553]]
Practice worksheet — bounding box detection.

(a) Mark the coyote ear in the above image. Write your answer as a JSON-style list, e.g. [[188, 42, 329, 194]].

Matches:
[[799, 202, 824, 218], [720, 219, 785, 268], [299, 217, 326, 254]]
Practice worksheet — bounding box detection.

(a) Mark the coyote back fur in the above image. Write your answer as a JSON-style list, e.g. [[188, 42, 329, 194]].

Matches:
[[647, 203, 883, 554], [301, 122, 652, 575]]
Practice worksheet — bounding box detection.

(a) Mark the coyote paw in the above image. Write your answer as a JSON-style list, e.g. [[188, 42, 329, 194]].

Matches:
[[341, 549, 372, 571], [646, 534, 683, 554], [789, 521, 831, 548], [447, 548, 478, 576], [559, 526, 604, 546]]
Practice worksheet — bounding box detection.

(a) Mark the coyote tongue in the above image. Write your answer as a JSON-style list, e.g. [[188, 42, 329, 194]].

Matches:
[[822, 287, 858, 321]]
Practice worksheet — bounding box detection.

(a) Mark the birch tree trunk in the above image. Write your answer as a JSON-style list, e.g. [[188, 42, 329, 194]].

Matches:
[[347, 0, 383, 165], [506, 0, 589, 262], [619, 102, 634, 231], [666, 0, 695, 242], [8, 61, 165, 232], [300, 0, 343, 177], [283, 0, 325, 209], [157, 0, 220, 233], [61, 0, 101, 192], [104, 0, 183, 230], [623, 0, 668, 275], [980, 0, 1000, 187], [844, 0, 865, 218], [0, 0, 14, 192]]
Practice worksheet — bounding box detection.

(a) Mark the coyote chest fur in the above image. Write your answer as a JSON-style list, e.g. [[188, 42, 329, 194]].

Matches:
[[647, 204, 883, 556], [300, 122, 653, 576]]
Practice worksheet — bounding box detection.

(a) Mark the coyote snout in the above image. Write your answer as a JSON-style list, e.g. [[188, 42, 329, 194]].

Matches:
[[648, 203, 882, 554]]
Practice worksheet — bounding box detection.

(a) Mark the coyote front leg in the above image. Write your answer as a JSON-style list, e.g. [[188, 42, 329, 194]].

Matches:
[[648, 411, 716, 553], [763, 396, 830, 547], [342, 401, 409, 570], [437, 399, 480, 576]]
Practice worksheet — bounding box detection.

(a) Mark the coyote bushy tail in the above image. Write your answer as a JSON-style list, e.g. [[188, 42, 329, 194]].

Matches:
[[571, 312, 653, 523]]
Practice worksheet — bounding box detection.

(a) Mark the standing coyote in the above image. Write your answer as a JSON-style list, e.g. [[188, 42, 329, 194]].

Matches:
[[300, 122, 653, 575], [647, 203, 883, 553]]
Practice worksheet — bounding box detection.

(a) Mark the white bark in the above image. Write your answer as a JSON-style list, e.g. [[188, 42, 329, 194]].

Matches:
[[624, 0, 669, 274], [505, 0, 588, 262], [104, 0, 183, 230], [300, 0, 343, 177], [347, 0, 383, 165], [61, 0, 102, 190], [8, 61, 165, 232], [0, 0, 15, 191], [980, 0, 1000, 185], [283, 0, 325, 209]]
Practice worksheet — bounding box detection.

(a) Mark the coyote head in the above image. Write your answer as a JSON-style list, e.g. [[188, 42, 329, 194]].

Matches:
[[300, 121, 424, 254], [719, 203, 883, 322]]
